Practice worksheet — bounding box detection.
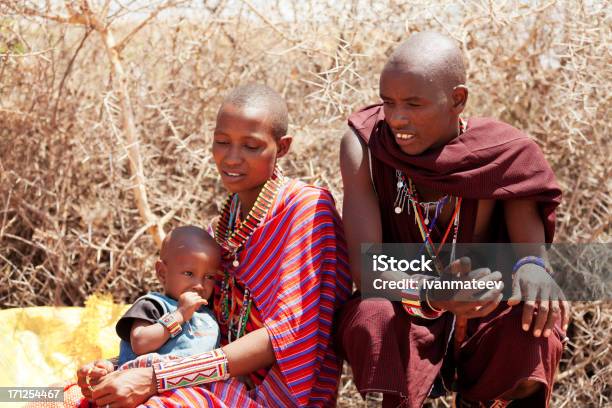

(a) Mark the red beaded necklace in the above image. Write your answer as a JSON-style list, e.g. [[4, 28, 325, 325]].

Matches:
[[215, 167, 285, 342], [395, 119, 466, 273], [215, 168, 285, 267]]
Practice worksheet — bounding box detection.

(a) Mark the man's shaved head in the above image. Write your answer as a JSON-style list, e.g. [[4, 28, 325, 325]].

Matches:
[[220, 84, 288, 139], [384, 31, 466, 91], [160, 225, 219, 261], [378, 32, 469, 155]]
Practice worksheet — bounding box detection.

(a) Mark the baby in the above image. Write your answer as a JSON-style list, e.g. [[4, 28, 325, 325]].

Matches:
[[115, 225, 221, 367]]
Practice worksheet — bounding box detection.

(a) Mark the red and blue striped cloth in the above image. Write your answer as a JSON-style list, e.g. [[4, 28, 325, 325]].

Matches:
[[144, 179, 352, 407], [52, 179, 350, 407]]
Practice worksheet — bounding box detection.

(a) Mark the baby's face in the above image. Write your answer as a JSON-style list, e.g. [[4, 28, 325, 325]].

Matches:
[[159, 248, 220, 302]]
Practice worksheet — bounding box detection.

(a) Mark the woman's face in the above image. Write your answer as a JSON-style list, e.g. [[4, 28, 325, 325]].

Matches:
[[212, 103, 288, 199]]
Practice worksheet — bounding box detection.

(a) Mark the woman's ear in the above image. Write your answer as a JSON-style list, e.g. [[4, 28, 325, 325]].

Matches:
[[451, 85, 468, 114], [276, 135, 293, 158], [155, 260, 166, 285]]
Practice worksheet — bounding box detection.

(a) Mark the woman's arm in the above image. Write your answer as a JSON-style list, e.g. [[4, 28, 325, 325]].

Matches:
[[90, 327, 275, 407], [223, 327, 275, 376]]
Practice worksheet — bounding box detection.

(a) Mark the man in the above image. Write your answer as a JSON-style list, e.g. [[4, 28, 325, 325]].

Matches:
[[336, 32, 568, 407]]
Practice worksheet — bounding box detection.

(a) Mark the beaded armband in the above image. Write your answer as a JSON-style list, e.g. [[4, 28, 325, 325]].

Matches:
[[512, 256, 553, 276], [158, 312, 182, 338], [400, 278, 444, 319], [108, 356, 120, 371], [153, 348, 230, 391]]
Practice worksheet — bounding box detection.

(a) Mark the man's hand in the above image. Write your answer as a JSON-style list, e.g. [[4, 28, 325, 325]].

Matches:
[[428, 257, 504, 319], [76, 359, 115, 400], [177, 291, 208, 322], [91, 367, 157, 408], [508, 263, 570, 337]]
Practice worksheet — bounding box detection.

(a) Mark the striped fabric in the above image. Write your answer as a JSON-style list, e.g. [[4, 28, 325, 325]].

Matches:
[[143, 179, 352, 407], [214, 272, 268, 385], [37, 180, 351, 408]]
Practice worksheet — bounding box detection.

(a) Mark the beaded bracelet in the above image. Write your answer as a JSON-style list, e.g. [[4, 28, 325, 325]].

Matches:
[[158, 312, 182, 338], [108, 356, 120, 371], [512, 256, 553, 276], [153, 348, 230, 391], [424, 287, 444, 313], [400, 279, 444, 319]]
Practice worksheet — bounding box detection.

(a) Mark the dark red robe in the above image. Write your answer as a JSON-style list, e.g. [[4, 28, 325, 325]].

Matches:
[[335, 104, 564, 407]]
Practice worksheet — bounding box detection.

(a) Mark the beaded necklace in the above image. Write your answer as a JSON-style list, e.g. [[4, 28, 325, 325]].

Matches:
[[215, 167, 285, 342], [219, 274, 252, 342], [394, 119, 466, 273], [408, 177, 462, 273], [215, 168, 285, 267], [394, 172, 448, 223]]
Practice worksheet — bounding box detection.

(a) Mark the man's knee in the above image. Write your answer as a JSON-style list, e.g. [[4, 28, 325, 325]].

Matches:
[[500, 379, 543, 400], [341, 298, 396, 331], [457, 306, 563, 403], [336, 298, 397, 352]]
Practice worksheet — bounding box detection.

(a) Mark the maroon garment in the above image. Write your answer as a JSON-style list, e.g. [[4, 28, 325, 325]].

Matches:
[[336, 104, 564, 407], [348, 104, 561, 242], [337, 299, 564, 407]]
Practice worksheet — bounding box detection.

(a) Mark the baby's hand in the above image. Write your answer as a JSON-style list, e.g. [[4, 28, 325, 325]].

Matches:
[[177, 291, 208, 322]]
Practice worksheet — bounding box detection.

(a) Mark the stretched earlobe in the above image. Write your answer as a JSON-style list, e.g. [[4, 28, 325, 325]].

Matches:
[[452, 85, 469, 112], [276, 135, 293, 158]]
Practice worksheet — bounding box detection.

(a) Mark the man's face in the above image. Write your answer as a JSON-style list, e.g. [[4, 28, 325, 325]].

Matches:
[[379, 64, 457, 155], [157, 248, 219, 301], [212, 103, 280, 197]]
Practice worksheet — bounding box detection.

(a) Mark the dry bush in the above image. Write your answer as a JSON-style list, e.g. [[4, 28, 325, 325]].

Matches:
[[0, 0, 610, 406]]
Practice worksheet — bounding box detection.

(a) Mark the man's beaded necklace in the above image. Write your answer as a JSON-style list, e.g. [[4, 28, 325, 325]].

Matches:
[[393, 119, 466, 273]]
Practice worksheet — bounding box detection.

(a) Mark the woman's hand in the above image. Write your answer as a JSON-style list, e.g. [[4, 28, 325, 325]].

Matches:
[[77, 359, 115, 400], [428, 257, 504, 319], [91, 367, 157, 408]]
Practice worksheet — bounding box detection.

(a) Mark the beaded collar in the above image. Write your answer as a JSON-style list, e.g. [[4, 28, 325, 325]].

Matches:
[[215, 167, 285, 342], [214, 167, 285, 267]]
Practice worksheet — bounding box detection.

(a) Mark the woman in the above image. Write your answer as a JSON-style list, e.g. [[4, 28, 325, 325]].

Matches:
[[70, 84, 351, 407]]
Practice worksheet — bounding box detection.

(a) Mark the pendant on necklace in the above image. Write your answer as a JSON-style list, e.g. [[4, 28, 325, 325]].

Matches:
[[424, 217, 429, 225], [232, 258, 239, 267], [395, 206, 402, 214], [397, 180, 404, 189]]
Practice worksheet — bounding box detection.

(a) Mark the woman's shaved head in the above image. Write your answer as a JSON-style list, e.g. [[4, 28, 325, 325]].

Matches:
[[220, 83, 288, 140]]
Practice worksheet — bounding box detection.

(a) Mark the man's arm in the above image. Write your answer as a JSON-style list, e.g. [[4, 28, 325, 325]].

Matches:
[[504, 199, 545, 250], [340, 128, 382, 291], [505, 199, 570, 336]]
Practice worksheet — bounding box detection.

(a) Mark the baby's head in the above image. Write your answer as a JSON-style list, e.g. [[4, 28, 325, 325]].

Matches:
[[155, 226, 221, 301]]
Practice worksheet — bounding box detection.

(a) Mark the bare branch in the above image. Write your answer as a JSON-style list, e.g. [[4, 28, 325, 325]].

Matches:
[[114, 1, 188, 53], [0, 48, 54, 58]]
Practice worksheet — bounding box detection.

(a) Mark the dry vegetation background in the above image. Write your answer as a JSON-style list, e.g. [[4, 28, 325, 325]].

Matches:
[[0, 0, 610, 406]]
